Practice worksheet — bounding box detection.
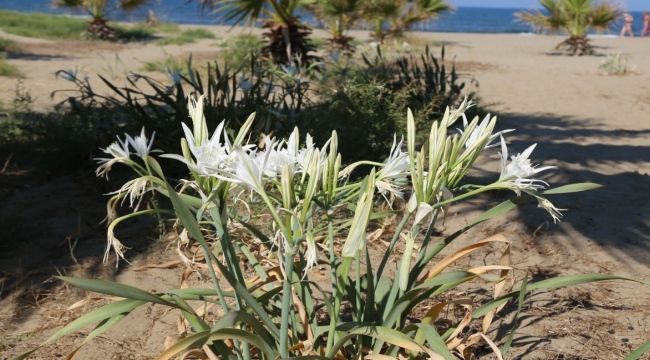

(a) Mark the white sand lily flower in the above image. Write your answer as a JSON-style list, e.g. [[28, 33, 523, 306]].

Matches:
[[105, 223, 129, 267], [498, 135, 554, 195], [376, 136, 409, 205], [109, 177, 150, 208], [442, 97, 475, 127], [536, 196, 566, 223], [96, 135, 131, 177], [187, 95, 208, 146], [458, 114, 513, 149], [304, 232, 318, 277], [162, 121, 235, 176], [127, 127, 155, 159], [225, 148, 267, 192], [259, 135, 295, 178]]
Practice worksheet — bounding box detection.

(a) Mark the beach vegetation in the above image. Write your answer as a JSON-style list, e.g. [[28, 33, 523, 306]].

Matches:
[[0, 10, 88, 40], [16, 91, 647, 359], [141, 54, 194, 79], [362, 0, 451, 42], [155, 27, 216, 45], [54, 45, 467, 162], [0, 37, 20, 54], [197, 0, 317, 65], [54, 0, 149, 41], [0, 38, 22, 77], [217, 33, 264, 66], [0, 59, 22, 78], [598, 51, 631, 75], [308, 0, 362, 54], [141, 21, 181, 33], [0, 10, 155, 41], [517, 0, 620, 55]]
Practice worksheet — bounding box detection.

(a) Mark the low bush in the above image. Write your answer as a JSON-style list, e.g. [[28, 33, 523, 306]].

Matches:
[[55, 45, 468, 163]]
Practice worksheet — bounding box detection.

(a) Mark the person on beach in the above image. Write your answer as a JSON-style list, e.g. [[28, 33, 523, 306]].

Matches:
[[620, 12, 634, 37], [642, 11, 650, 36]]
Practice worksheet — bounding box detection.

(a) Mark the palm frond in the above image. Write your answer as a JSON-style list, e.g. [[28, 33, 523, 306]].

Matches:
[[589, 2, 620, 31], [517, 10, 563, 31], [119, 0, 149, 11], [53, 0, 86, 7], [416, 0, 452, 15]]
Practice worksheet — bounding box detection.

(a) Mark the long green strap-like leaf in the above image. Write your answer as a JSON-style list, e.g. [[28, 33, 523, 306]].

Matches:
[[500, 276, 528, 355], [327, 324, 436, 359], [411, 199, 519, 286], [12, 299, 144, 360], [543, 182, 602, 194], [474, 274, 648, 319], [625, 340, 650, 360], [163, 181, 280, 338], [414, 323, 454, 360], [156, 328, 275, 360], [56, 276, 177, 307]]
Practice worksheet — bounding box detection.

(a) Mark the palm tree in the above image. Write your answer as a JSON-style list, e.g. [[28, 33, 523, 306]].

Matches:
[[309, 0, 361, 53], [362, 0, 451, 42], [197, 0, 317, 65], [517, 0, 620, 55], [55, 0, 148, 40]]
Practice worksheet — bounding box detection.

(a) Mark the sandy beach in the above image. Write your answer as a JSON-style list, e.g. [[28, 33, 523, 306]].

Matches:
[[1, 26, 649, 358]]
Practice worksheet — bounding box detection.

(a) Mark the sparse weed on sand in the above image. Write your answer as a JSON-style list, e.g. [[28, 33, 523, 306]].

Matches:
[[155, 28, 216, 45], [0, 59, 22, 78]]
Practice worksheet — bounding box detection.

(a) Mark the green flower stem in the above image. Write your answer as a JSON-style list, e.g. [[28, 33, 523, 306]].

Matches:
[[328, 257, 352, 352], [354, 250, 361, 322], [432, 184, 496, 209], [279, 248, 295, 359], [210, 208, 251, 359], [325, 215, 338, 351], [375, 214, 411, 286]]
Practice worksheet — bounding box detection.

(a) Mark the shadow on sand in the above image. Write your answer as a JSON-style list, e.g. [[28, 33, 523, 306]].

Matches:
[[0, 168, 158, 325], [496, 112, 650, 270]]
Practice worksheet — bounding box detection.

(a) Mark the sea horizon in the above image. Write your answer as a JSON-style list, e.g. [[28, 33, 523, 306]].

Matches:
[[0, 1, 644, 35]]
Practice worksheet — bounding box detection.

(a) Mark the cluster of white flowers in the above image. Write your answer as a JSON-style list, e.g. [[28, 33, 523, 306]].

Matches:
[[161, 122, 329, 195], [97, 95, 569, 267], [96, 127, 155, 177]]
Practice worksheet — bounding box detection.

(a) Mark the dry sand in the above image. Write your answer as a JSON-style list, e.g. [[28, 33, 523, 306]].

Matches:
[[1, 27, 649, 359]]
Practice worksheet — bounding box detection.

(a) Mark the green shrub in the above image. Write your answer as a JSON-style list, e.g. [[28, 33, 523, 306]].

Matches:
[[56, 56, 313, 152], [217, 33, 264, 65], [55, 46, 466, 164], [301, 45, 470, 162], [300, 81, 401, 162]]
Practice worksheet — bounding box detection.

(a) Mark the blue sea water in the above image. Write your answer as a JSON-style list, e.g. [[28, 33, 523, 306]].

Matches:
[[0, 0, 645, 35]]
